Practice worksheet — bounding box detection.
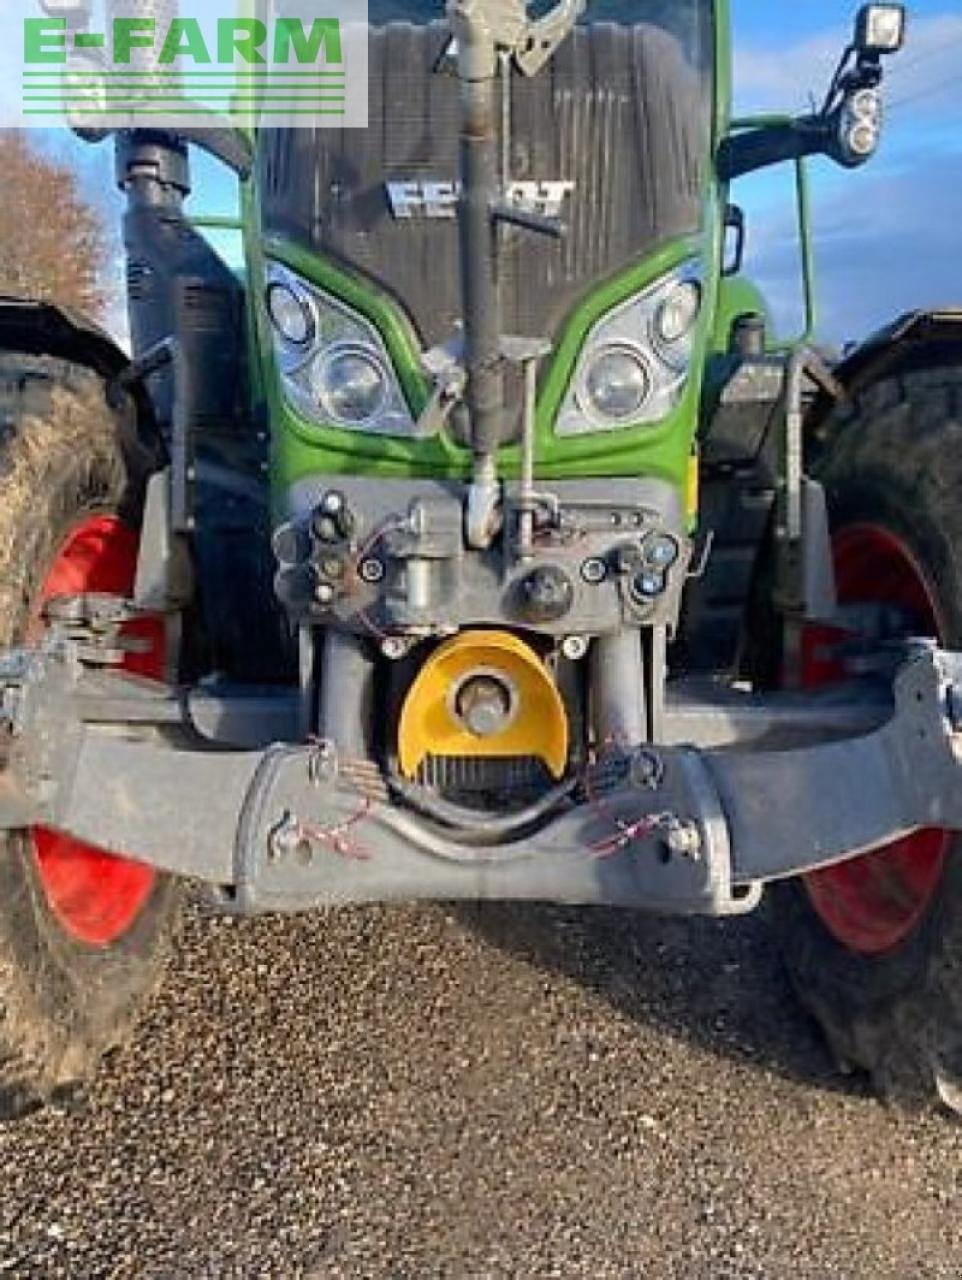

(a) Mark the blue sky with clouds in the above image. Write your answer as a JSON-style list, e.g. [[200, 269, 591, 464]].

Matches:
[[732, 1, 962, 341], [25, 1, 962, 347]]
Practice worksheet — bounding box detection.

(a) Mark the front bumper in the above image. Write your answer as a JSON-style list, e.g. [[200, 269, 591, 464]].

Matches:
[[2, 643, 961, 917]]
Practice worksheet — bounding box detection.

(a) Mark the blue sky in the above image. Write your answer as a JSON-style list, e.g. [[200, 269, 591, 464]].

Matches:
[[731, 0, 962, 341], [30, 1, 962, 347]]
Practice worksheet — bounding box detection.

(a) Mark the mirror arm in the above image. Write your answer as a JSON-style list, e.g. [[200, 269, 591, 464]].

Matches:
[[717, 118, 829, 183]]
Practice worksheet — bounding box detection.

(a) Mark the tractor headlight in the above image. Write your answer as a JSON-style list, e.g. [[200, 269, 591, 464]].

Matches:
[[557, 263, 703, 437], [653, 279, 702, 366], [584, 347, 653, 422], [266, 281, 315, 348], [313, 344, 388, 426], [265, 262, 418, 437]]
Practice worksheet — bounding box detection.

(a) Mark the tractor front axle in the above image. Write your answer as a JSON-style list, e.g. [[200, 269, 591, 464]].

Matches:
[[1, 637, 958, 918]]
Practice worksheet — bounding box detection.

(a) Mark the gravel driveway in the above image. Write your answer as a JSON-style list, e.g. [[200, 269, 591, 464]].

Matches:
[[2, 900, 961, 1278]]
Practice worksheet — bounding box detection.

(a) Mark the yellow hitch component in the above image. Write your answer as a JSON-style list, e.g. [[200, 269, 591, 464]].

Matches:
[[398, 630, 569, 780]]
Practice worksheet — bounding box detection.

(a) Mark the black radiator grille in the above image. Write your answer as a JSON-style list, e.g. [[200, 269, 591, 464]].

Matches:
[[257, 20, 709, 350], [417, 755, 555, 812]]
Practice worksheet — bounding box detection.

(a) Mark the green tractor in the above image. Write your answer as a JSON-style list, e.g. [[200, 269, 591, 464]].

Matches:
[[3, 0, 962, 1118]]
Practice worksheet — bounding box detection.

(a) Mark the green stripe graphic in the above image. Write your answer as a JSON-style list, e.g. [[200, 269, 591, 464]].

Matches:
[[23, 109, 345, 116], [23, 70, 345, 79], [23, 96, 345, 103], [21, 63, 352, 120]]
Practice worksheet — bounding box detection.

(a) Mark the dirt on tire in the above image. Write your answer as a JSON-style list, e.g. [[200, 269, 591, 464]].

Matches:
[[772, 361, 962, 1109], [0, 353, 180, 1120]]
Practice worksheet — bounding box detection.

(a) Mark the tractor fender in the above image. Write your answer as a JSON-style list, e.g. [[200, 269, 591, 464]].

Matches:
[[0, 296, 127, 379], [817, 309, 962, 408], [803, 309, 962, 471], [0, 295, 158, 441]]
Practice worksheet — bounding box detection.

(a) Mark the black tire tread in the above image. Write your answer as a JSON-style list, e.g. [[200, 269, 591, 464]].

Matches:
[[0, 352, 180, 1120], [773, 360, 962, 1110]]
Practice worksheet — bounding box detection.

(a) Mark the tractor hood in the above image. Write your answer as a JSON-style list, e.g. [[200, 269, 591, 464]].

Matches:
[[255, 4, 713, 351]]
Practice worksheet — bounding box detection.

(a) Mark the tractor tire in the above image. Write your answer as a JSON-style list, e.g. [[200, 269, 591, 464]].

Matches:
[[0, 352, 181, 1120], [770, 362, 962, 1110]]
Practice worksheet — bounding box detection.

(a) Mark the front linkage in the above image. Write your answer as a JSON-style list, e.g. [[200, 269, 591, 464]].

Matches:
[[0, 0, 947, 924], [16, 0, 962, 1118], [2, 615, 960, 918]]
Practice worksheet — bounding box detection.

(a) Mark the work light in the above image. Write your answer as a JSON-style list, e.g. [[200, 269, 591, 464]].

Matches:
[[837, 87, 884, 163], [855, 5, 906, 56]]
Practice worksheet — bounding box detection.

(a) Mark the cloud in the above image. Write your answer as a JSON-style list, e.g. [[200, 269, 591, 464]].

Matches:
[[732, 9, 962, 344], [746, 151, 962, 344], [735, 11, 962, 122]]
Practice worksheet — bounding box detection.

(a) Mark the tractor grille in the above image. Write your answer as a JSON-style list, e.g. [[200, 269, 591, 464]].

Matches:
[[256, 20, 710, 353]]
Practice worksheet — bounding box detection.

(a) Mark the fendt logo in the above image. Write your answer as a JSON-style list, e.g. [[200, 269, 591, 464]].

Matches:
[[3, 1, 368, 130], [387, 180, 576, 221]]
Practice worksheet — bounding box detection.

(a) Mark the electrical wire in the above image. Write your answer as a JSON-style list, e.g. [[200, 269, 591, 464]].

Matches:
[[886, 32, 962, 80], [887, 72, 961, 114]]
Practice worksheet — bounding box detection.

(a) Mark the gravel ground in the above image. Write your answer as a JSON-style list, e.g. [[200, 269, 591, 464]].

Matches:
[[2, 899, 962, 1278]]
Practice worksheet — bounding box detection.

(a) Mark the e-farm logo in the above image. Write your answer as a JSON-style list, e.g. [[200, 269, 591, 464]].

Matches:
[[8, 2, 368, 129]]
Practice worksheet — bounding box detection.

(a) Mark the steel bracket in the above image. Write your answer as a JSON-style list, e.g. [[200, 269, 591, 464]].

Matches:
[[3, 643, 962, 917]]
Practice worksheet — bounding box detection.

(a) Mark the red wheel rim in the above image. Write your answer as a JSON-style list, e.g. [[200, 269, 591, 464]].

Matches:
[[802, 523, 950, 957], [30, 515, 164, 948]]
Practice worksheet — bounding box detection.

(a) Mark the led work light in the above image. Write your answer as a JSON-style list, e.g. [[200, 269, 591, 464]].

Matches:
[[855, 5, 907, 56]]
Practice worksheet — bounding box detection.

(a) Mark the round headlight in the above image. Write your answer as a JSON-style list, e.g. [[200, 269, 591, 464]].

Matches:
[[654, 280, 701, 352], [313, 345, 388, 425], [266, 282, 315, 347], [583, 347, 652, 423]]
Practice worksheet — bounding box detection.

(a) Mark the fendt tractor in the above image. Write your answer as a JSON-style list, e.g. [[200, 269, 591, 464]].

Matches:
[[1, 0, 961, 1119]]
